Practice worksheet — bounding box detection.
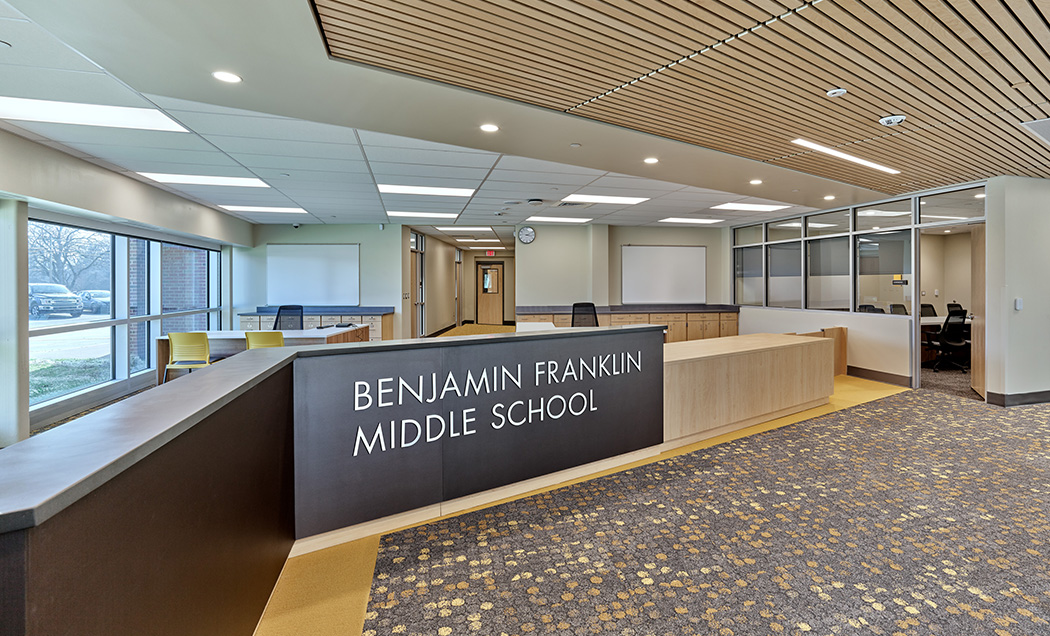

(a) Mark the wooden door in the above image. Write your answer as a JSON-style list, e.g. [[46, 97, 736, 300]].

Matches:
[[970, 224, 986, 399], [476, 263, 504, 325]]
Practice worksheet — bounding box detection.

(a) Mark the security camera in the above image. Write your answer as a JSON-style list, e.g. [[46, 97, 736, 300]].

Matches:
[[292, 223, 301, 229]]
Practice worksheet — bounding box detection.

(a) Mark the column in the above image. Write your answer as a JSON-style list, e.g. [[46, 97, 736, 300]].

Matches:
[[0, 199, 29, 445]]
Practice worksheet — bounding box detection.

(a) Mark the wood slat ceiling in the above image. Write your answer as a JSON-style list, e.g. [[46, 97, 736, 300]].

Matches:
[[312, 0, 1050, 194]]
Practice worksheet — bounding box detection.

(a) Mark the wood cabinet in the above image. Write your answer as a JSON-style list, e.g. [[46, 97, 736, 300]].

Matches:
[[719, 313, 739, 337], [237, 313, 392, 341], [516, 310, 738, 342]]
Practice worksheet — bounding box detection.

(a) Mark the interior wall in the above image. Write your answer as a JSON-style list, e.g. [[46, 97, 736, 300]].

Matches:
[[423, 236, 457, 335], [232, 223, 404, 337], [943, 233, 972, 311], [514, 225, 592, 306], [919, 234, 945, 314], [608, 226, 726, 305]]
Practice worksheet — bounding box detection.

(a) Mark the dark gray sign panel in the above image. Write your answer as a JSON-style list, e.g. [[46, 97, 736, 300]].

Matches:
[[293, 328, 663, 538]]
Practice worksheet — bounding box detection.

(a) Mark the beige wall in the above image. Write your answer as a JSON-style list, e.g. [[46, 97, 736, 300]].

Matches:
[[919, 234, 945, 313], [461, 251, 515, 322], [609, 225, 727, 305], [515, 225, 593, 305], [423, 236, 458, 335], [943, 232, 972, 311]]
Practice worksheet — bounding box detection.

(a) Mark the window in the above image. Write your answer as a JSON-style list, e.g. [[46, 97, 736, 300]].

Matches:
[[919, 187, 985, 224], [734, 246, 763, 306], [161, 243, 210, 312], [28, 222, 112, 324], [856, 199, 910, 232], [767, 217, 802, 242], [767, 243, 802, 308], [806, 210, 850, 237], [733, 224, 763, 245], [807, 237, 850, 310], [856, 230, 911, 313]]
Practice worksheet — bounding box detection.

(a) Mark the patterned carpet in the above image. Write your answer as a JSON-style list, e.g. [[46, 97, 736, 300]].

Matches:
[[362, 390, 1050, 635], [921, 368, 982, 401]]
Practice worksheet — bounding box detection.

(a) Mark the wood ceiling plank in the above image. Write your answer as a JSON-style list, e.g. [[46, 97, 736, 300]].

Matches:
[[586, 0, 751, 45]]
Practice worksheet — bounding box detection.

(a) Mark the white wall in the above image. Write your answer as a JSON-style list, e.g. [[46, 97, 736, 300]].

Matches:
[[740, 307, 913, 380], [423, 237, 457, 335], [609, 226, 726, 305], [461, 251, 515, 322], [919, 234, 945, 313], [232, 223, 405, 336], [515, 225, 593, 305], [943, 233, 972, 311]]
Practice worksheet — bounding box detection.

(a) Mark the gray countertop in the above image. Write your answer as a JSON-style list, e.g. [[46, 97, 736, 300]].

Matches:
[[517, 304, 739, 314]]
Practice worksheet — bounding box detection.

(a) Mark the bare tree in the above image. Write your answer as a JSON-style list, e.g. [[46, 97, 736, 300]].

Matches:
[[28, 222, 111, 291]]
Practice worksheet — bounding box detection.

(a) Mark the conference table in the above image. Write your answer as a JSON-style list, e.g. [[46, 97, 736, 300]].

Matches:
[[156, 325, 368, 384]]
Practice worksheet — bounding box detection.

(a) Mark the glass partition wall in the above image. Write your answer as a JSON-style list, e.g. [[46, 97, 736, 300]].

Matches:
[[732, 183, 984, 315]]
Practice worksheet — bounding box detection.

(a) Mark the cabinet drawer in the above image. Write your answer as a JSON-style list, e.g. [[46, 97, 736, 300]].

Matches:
[[719, 313, 738, 322], [552, 315, 573, 327], [341, 315, 362, 323], [687, 313, 720, 321], [516, 314, 553, 322], [238, 316, 259, 331], [303, 316, 321, 329], [320, 315, 342, 326], [649, 313, 686, 323], [610, 313, 649, 324]]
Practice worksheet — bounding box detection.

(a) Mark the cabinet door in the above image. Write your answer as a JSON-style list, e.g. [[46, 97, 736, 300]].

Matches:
[[719, 315, 738, 337], [704, 319, 721, 339], [665, 321, 687, 343], [238, 316, 259, 331]]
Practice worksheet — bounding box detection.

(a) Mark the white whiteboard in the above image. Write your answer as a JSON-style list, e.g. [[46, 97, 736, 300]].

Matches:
[[266, 243, 360, 306], [621, 245, 706, 304]]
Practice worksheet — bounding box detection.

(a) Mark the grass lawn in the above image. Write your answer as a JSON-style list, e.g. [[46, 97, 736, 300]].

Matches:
[[29, 357, 112, 405]]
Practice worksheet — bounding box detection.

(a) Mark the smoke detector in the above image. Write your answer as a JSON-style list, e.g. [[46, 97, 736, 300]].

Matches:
[[879, 114, 907, 126], [826, 88, 847, 98], [527, 198, 544, 206]]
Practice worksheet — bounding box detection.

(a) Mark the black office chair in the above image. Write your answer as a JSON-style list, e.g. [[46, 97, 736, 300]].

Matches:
[[920, 303, 937, 317], [571, 302, 598, 327], [869, 307, 886, 313], [946, 303, 964, 315], [858, 304, 875, 313], [926, 311, 969, 371], [273, 305, 304, 330], [890, 303, 908, 315]]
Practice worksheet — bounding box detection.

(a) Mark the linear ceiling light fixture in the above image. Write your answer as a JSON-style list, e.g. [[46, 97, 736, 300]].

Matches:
[[526, 216, 592, 223], [711, 203, 790, 212], [220, 205, 306, 213], [561, 194, 649, 205], [471, 246, 506, 250], [435, 226, 492, 232], [457, 238, 501, 242], [138, 173, 269, 187], [566, 0, 824, 112], [386, 211, 458, 219], [659, 217, 723, 224], [0, 96, 188, 131], [791, 138, 901, 174], [378, 184, 475, 197]]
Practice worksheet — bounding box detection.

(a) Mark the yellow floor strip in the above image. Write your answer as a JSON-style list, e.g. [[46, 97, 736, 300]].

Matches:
[[253, 375, 906, 636]]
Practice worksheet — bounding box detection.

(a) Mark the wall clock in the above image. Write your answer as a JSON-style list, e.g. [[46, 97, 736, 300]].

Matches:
[[517, 226, 536, 244]]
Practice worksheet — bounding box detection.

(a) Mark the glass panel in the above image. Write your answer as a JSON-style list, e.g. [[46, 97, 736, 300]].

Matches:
[[483, 268, 499, 293], [161, 313, 208, 336], [767, 217, 801, 241], [807, 237, 850, 310], [856, 230, 912, 314], [161, 243, 209, 312], [919, 186, 985, 224], [734, 246, 762, 306], [129, 238, 148, 317], [29, 327, 113, 405], [806, 210, 850, 237], [28, 221, 112, 324], [733, 224, 763, 245], [129, 321, 149, 373], [856, 199, 911, 232], [767, 242, 802, 308]]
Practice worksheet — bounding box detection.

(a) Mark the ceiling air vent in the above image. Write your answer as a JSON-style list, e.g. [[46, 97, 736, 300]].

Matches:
[[1021, 117, 1050, 148], [554, 201, 593, 208]]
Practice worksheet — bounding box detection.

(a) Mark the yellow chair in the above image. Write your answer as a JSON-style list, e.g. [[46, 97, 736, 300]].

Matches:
[[245, 331, 284, 349], [163, 332, 211, 383]]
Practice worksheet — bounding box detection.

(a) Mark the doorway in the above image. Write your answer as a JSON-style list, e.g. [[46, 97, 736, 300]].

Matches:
[[476, 262, 504, 325], [411, 232, 424, 338]]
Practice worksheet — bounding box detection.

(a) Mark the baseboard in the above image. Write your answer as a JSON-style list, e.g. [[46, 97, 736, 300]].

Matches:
[[503, 319, 515, 326], [427, 324, 457, 337], [987, 390, 1050, 407], [847, 366, 911, 387]]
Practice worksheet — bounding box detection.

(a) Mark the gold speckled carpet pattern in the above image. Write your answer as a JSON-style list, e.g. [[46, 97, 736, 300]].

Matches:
[[362, 390, 1050, 635]]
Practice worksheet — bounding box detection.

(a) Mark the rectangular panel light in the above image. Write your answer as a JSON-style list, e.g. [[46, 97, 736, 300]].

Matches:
[[387, 211, 458, 219], [792, 138, 901, 174], [561, 194, 649, 205], [526, 216, 592, 223], [138, 173, 270, 187], [711, 203, 790, 212], [457, 238, 501, 242], [378, 184, 475, 197], [777, 221, 835, 228], [0, 96, 188, 132], [436, 226, 492, 232], [220, 205, 307, 214], [471, 246, 506, 250], [857, 209, 910, 217], [659, 217, 723, 224]]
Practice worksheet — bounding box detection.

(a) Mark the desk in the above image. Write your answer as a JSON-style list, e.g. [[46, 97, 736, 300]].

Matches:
[[156, 325, 368, 384], [515, 321, 557, 332], [920, 315, 971, 326]]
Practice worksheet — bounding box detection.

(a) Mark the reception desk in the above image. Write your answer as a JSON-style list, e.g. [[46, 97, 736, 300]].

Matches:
[[663, 333, 835, 443], [156, 325, 368, 384]]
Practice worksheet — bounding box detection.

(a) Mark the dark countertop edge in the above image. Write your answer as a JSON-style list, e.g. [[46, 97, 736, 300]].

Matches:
[[516, 305, 739, 314], [0, 326, 665, 533], [240, 306, 395, 316]]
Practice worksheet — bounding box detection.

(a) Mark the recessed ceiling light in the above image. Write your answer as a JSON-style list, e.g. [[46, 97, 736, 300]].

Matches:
[[436, 226, 492, 232], [219, 205, 306, 213], [826, 88, 848, 98], [0, 96, 187, 132], [137, 173, 269, 187], [749, 179, 763, 185], [792, 138, 901, 174], [975, 193, 986, 199], [378, 184, 475, 197], [457, 238, 501, 242], [480, 124, 499, 132], [659, 218, 722, 224], [387, 211, 458, 219], [711, 203, 790, 212], [526, 216, 591, 223], [643, 157, 659, 164], [212, 71, 242, 83], [561, 194, 649, 205], [824, 195, 836, 201], [872, 226, 881, 230], [944, 229, 951, 233], [569, 143, 581, 148]]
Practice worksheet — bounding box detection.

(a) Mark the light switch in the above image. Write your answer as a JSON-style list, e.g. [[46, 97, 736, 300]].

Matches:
[[934, 289, 939, 297], [1015, 297, 1023, 311]]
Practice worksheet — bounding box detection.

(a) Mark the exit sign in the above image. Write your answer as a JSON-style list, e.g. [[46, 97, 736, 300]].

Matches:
[[486, 250, 496, 256]]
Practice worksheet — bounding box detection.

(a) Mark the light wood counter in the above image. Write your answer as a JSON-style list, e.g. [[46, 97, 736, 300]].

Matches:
[[664, 333, 834, 443]]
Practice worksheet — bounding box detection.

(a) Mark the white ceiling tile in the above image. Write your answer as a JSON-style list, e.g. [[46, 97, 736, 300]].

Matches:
[[493, 155, 605, 175], [1, 123, 209, 149], [68, 143, 239, 167], [204, 135, 365, 160], [486, 170, 599, 187], [0, 18, 102, 72], [0, 66, 154, 107], [168, 111, 360, 143], [368, 162, 490, 181], [363, 146, 498, 168], [146, 94, 288, 118], [251, 169, 376, 184], [125, 161, 256, 176], [357, 130, 483, 153], [584, 176, 688, 191], [229, 154, 370, 172]]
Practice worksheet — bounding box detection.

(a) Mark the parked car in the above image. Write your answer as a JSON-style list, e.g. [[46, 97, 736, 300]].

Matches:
[[29, 283, 83, 318], [78, 289, 111, 314]]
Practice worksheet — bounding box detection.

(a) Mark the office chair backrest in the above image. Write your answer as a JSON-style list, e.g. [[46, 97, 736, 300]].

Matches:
[[940, 311, 968, 344], [273, 305, 304, 330], [571, 302, 598, 327], [946, 303, 964, 314], [168, 332, 210, 364], [246, 331, 285, 349], [920, 303, 937, 317], [858, 304, 875, 312], [890, 303, 908, 315], [870, 307, 886, 313]]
